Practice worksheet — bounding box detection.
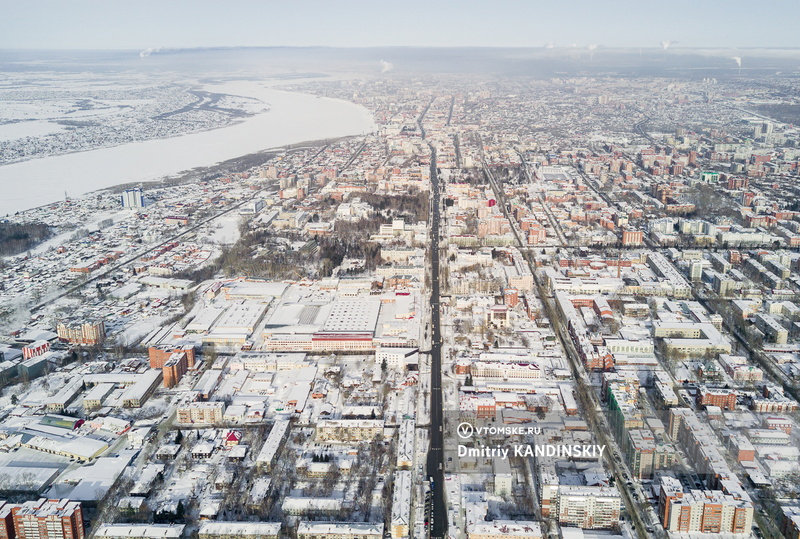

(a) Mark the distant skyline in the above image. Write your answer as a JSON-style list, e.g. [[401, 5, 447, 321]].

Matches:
[[2, 0, 800, 51]]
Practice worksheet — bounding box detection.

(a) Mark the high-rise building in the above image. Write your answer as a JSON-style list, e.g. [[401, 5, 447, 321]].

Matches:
[[149, 345, 196, 388], [148, 345, 196, 369], [56, 321, 105, 345], [162, 352, 188, 389], [780, 506, 800, 539], [10, 499, 84, 539], [503, 288, 520, 308], [627, 429, 676, 479], [660, 487, 753, 534], [121, 188, 145, 208], [0, 502, 15, 539]]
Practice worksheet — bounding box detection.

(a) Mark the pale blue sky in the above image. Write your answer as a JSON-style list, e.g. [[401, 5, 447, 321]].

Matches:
[[2, 0, 798, 50]]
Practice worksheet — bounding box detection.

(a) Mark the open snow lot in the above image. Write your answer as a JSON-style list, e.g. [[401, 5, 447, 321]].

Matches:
[[0, 121, 65, 141]]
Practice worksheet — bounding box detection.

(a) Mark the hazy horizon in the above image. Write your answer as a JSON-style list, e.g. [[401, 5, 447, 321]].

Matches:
[[3, 46, 799, 80], [3, 0, 800, 50]]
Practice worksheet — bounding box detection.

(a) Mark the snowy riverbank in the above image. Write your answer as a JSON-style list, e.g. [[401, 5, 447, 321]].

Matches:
[[0, 83, 377, 216]]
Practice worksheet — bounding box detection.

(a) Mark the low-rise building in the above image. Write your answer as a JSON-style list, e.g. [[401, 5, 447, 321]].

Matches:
[[297, 522, 383, 539], [198, 522, 281, 539], [315, 420, 384, 442], [697, 385, 737, 410], [390, 471, 412, 538], [556, 485, 621, 529], [467, 521, 542, 539], [176, 402, 225, 425], [94, 525, 185, 539]]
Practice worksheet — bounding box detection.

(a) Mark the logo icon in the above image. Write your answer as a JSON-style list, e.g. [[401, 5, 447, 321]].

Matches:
[[457, 422, 474, 439]]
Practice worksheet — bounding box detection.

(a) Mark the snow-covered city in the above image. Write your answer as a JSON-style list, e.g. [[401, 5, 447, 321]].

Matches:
[[2, 5, 800, 539]]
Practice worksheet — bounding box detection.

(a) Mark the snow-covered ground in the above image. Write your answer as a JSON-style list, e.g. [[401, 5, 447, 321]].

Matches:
[[0, 83, 377, 216], [0, 120, 65, 141], [207, 213, 243, 245], [24, 208, 130, 257]]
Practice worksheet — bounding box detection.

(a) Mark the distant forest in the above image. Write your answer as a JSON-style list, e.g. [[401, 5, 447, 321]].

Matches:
[[752, 104, 800, 126], [0, 222, 52, 256]]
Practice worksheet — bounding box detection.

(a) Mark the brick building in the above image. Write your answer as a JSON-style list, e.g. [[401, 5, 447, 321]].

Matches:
[[148, 345, 196, 388], [621, 227, 644, 246], [696, 386, 737, 410], [8, 499, 84, 539]]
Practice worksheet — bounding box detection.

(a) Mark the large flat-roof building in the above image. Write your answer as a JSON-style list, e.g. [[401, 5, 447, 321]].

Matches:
[[297, 522, 383, 539], [556, 486, 621, 529], [94, 525, 184, 539], [315, 420, 384, 442], [198, 522, 280, 539], [322, 299, 381, 334], [467, 521, 542, 539], [255, 419, 291, 471], [390, 471, 412, 539], [120, 370, 162, 408]]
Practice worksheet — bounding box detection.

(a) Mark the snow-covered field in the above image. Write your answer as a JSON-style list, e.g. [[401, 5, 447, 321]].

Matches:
[[0, 82, 377, 216], [0, 120, 65, 141], [207, 212, 243, 245]]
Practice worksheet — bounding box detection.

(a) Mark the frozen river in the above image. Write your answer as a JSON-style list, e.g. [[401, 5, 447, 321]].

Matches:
[[0, 82, 377, 216]]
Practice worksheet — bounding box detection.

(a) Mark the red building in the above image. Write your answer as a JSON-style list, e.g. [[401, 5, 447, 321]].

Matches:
[[0, 502, 15, 539], [621, 227, 644, 246], [224, 430, 242, 447], [503, 288, 520, 308], [763, 416, 792, 434], [149, 345, 196, 388], [697, 386, 737, 411], [454, 360, 471, 375], [148, 345, 196, 369], [728, 177, 749, 190], [162, 352, 189, 389], [22, 341, 50, 360], [10, 499, 83, 539], [527, 227, 547, 245]]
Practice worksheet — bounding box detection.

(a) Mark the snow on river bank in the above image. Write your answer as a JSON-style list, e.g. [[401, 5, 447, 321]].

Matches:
[[0, 82, 377, 216]]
